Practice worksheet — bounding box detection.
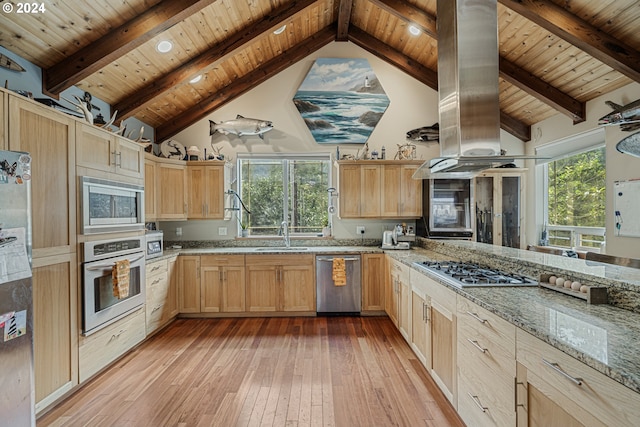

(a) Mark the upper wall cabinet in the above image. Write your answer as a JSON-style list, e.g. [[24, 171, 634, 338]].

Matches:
[[76, 122, 144, 181], [336, 160, 422, 219], [186, 162, 225, 219], [8, 94, 77, 258]]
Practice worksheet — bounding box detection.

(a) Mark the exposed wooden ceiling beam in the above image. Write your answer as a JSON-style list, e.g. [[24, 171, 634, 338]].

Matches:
[[501, 111, 531, 142], [114, 0, 319, 122], [43, 0, 219, 95], [155, 25, 336, 141], [500, 0, 640, 82], [368, 0, 437, 39], [336, 0, 354, 41], [499, 57, 585, 123], [348, 26, 438, 90]]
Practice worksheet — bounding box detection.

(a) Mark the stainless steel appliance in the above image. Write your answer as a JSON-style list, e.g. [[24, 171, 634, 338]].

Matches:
[[316, 255, 361, 314], [413, 260, 536, 288], [80, 176, 145, 234], [0, 150, 35, 426], [145, 230, 163, 259], [82, 236, 146, 335], [417, 178, 473, 239]]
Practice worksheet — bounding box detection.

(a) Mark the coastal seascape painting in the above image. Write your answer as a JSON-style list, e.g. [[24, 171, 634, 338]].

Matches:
[[293, 58, 390, 144]]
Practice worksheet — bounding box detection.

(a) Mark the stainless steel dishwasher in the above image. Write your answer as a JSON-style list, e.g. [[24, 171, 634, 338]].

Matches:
[[316, 254, 361, 315]]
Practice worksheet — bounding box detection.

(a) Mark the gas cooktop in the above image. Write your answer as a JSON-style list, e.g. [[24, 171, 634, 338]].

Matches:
[[413, 261, 537, 288]]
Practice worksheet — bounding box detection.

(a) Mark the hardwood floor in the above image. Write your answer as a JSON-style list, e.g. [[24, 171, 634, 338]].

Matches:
[[38, 317, 464, 427]]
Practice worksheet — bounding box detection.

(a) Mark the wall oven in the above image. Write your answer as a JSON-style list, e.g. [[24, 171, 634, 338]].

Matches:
[[82, 236, 146, 335], [80, 176, 144, 234]]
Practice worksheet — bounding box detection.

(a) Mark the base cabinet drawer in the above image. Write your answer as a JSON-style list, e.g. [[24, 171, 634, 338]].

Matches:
[[79, 308, 146, 383]]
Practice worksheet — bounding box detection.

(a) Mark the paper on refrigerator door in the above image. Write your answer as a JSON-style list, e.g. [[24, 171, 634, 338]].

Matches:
[[0, 227, 31, 285]]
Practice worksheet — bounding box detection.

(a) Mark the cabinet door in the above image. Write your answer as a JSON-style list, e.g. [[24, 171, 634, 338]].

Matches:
[[33, 253, 78, 413], [222, 266, 246, 312], [361, 164, 381, 217], [167, 256, 179, 317], [157, 163, 187, 219], [362, 253, 385, 311], [201, 265, 222, 313], [9, 96, 76, 258], [281, 263, 315, 312], [385, 259, 399, 325], [338, 164, 361, 218], [397, 273, 411, 341], [75, 121, 115, 173], [400, 164, 422, 217], [187, 165, 206, 219], [381, 165, 401, 217], [205, 165, 224, 218], [430, 299, 455, 402], [144, 159, 157, 221], [179, 256, 200, 313], [411, 290, 430, 367], [246, 265, 278, 312], [115, 137, 144, 179]]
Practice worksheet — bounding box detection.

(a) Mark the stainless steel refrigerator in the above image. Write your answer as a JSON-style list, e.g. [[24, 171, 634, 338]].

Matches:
[[0, 150, 35, 426]]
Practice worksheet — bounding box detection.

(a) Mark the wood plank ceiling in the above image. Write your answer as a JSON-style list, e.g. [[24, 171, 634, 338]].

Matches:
[[1, 0, 639, 142]]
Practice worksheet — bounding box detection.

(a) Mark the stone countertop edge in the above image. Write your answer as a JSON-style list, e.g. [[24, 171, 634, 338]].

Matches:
[[386, 248, 640, 395]]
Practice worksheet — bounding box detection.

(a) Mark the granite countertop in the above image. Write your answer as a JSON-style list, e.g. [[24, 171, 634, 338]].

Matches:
[[385, 247, 640, 395]]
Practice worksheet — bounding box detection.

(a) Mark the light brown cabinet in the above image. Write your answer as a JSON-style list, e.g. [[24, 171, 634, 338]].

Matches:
[[0, 90, 6, 150], [8, 95, 76, 258], [145, 256, 179, 335], [410, 283, 430, 368], [75, 122, 144, 179], [144, 157, 157, 221], [245, 254, 315, 313], [337, 161, 422, 219], [186, 163, 225, 219], [178, 255, 201, 313], [475, 169, 526, 248], [456, 297, 516, 427], [516, 328, 640, 427], [362, 253, 385, 312], [78, 308, 146, 383], [386, 258, 410, 341], [32, 254, 78, 414], [157, 161, 188, 220], [200, 255, 245, 313]]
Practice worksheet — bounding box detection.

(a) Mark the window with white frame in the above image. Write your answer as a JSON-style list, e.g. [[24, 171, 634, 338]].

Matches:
[[536, 129, 606, 251], [237, 154, 331, 236]]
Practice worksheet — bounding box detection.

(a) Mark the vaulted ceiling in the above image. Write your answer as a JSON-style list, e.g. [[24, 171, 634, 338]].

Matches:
[[1, 0, 639, 142]]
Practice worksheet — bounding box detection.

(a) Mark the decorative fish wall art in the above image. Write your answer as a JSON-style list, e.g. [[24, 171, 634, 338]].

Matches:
[[406, 123, 439, 142], [0, 53, 25, 72], [598, 99, 640, 132], [209, 115, 273, 140]]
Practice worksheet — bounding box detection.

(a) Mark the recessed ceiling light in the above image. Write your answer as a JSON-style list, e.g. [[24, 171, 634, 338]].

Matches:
[[273, 25, 286, 35], [190, 75, 202, 84], [156, 40, 173, 53], [409, 25, 421, 36]]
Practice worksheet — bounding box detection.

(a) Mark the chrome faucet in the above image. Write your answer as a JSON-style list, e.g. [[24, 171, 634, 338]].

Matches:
[[280, 220, 291, 248]]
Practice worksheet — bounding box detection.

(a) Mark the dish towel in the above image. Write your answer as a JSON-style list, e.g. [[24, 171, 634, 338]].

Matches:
[[332, 257, 347, 286], [113, 259, 131, 299]]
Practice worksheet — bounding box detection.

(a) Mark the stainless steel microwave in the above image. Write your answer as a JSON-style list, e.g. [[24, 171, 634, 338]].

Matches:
[[80, 176, 145, 234]]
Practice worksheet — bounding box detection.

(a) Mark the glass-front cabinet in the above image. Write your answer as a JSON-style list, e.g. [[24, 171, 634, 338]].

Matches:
[[429, 179, 473, 233], [474, 169, 526, 248]]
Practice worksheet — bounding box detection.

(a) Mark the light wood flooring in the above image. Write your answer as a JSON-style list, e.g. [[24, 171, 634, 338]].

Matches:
[[38, 317, 464, 427]]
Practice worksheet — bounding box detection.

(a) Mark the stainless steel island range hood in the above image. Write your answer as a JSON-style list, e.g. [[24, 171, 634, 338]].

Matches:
[[413, 0, 515, 179]]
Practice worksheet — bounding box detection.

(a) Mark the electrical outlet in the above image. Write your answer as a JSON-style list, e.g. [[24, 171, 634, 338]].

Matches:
[[176, 227, 182, 236], [218, 227, 227, 236], [356, 226, 365, 234]]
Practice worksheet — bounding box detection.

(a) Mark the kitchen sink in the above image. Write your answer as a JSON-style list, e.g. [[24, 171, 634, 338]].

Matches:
[[253, 247, 308, 251]]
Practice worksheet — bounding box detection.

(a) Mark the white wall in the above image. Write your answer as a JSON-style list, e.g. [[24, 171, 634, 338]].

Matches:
[[525, 82, 640, 258]]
